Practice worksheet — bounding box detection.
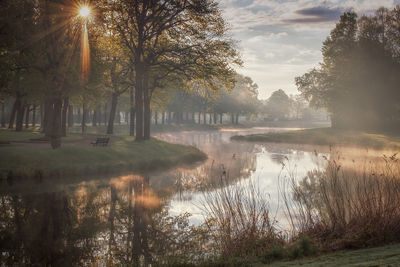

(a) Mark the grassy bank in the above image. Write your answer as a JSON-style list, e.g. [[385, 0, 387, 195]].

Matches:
[[188, 151, 400, 267], [266, 243, 400, 266], [231, 127, 400, 149], [0, 129, 83, 143], [0, 133, 206, 180], [203, 243, 400, 266], [67, 123, 220, 135]]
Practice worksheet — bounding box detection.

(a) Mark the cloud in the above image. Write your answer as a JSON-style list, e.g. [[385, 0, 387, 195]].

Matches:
[[283, 6, 348, 24], [217, 0, 400, 98]]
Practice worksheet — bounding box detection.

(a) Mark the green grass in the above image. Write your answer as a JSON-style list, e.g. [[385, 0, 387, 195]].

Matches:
[[231, 127, 400, 149], [263, 243, 400, 266], [0, 129, 83, 143], [0, 134, 206, 180], [67, 123, 220, 135]]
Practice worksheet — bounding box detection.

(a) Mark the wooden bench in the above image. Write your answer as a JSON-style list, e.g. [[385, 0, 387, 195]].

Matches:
[[91, 137, 110, 146]]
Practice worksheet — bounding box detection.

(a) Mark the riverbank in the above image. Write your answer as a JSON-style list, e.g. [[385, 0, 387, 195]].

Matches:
[[266, 243, 400, 266], [231, 127, 400, 149], [67, 123, 220, 135], [203, 243, 400, 266], [0, 130, 206, 180]]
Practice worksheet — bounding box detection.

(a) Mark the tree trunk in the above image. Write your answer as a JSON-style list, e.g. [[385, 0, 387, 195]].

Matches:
[[198, 112, 201, 124], [32, 105, 36, 128], [67, 105, 73, 127], [134, 54, 144, 142], [61, 98, 69, 137], [220, 113, 223, 124], [161, 112, 165, 124], [15, 101, 25, 132], [192, 112, 195, 124], [125, 111, 129, 124], [130, 86, 135, 137], [154, 111, 158, 125], [24, 104, 30, 128], [46, 94, 63, 149], [50, 99, 63, 149], [81, 104, 87, 134], [117, 110, 121, 125], [235, 113, 239, 124], [209, 113, 212, 124], [77, 107, 81, 124], [104, 102, 108, 126], [8, 96, 20, 129], [98, 105, 103, 126], [143, 86, 151, 140], [168, 112, 171, 124], [107, 92, 118, 134], [44, 100, 52, 136], [40, 103, 45, 132], [1, 102, 6, 127], [231, 113, 235, 124], [92, 108, 97, 126], [203, 111, 207, 125]]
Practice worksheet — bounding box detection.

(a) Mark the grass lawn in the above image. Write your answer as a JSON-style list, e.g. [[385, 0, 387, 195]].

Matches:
[[0, 128, 84, 143], [67, 123, 220, 135], [0, 130, 206, 180], [231, 127, 400, 150], [263, 243, 400, 266]]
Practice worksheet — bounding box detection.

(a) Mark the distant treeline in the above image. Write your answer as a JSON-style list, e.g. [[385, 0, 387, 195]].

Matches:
[[0, 72, 326, 136], [296, 7, 400, 131]]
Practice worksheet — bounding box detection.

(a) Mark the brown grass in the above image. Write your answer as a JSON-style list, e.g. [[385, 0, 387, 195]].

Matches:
[[201, 178, 283, 258], [285, 152, 400, 251]]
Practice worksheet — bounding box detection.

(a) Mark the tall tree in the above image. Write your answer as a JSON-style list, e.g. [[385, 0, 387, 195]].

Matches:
[[102, 0, 240, 141]]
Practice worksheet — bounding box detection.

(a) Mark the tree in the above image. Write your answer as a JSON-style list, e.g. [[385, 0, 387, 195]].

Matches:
[[214, 74, 259, 124], [264, 89, 290, 120], [102, 0, 240, 141], [296, 9, 400, 130]]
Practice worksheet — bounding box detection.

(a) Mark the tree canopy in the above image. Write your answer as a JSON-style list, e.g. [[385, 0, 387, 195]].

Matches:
[[296, 8, 400, 131]]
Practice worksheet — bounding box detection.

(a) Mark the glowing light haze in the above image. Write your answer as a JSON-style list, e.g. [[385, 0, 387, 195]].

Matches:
[[79, 5, 91, 82], [218, 0, 400, 99], [79, 6, 90, 18]]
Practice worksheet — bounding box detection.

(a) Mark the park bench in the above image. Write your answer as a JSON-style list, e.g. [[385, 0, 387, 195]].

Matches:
[[91, 137, 110, 146]]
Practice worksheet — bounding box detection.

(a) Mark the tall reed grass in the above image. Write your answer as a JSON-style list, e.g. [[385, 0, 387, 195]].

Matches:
[[201, 148, 400, 264], [201, 178, 283, 258], [285, 152, 400, 250]]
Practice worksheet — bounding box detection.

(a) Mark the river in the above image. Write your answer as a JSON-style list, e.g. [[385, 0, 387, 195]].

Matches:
[[0, 127, 328, 265]]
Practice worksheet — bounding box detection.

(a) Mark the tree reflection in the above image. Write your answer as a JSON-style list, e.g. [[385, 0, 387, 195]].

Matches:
[[0, 191, 103, 266], [1, 175, 212, 266]]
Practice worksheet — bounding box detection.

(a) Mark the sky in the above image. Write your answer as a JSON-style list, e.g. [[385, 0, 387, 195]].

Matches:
[[218, 0, 400, 99]]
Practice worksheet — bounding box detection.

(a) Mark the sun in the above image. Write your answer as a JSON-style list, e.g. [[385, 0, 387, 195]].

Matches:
[[79, 6, 90, 18]]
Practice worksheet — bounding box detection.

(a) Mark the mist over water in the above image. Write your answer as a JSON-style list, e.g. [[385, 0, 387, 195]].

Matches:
[[0, 128, 327, 264], [154, 128, 326, 226]]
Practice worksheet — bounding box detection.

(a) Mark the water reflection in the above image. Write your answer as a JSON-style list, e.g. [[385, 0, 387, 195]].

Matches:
[[1, 175, 212, 266], [0, 189, 104, 266], [1, 128, 327, 265], [155, 129, 326, 225]]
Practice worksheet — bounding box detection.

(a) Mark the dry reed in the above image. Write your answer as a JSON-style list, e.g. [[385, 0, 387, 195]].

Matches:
[[285, 152, 400, 250], [201, 178, 283, 258]]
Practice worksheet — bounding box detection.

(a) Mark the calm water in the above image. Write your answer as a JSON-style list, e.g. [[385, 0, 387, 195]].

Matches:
[[154, 128, 326, 226], [0, 127, 327, 266]]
